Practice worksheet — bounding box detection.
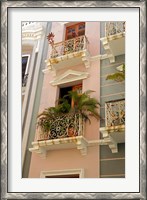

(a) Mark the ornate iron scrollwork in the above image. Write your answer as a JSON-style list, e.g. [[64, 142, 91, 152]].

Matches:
[[48, 114, 80, 139], [105, 99, 125, 127], [50, 35, 87, 58], [106, 22, 125, 36], [38, 114, 82, 140]]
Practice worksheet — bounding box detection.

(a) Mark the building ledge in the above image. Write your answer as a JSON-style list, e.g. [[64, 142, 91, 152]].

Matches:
[[45, 49, 90, 76], [100, 32, 125, 63], [29, 136, 89, 158], [99, 125, 125, 153]]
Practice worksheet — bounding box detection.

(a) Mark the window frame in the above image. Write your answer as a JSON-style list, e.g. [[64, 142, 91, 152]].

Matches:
[[59, 83, 82, 108], [22, 54, 30, 75], [40, 168, 84, 178], [65, 22, 85, 40]]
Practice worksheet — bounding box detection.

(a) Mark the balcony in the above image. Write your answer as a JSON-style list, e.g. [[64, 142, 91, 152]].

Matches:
[[99, 99, 125, 153], [22, 22, 43, 40], [22, 74, 28, 93], [45, 35, 90, 74], [105, 22, 125, 37], [100, 22, 125, 63], [105, 99, 125, 127], [29, 114, 89, 157]]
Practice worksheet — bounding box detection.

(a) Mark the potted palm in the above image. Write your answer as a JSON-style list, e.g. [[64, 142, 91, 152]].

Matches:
[[37, 90, 100, 139]]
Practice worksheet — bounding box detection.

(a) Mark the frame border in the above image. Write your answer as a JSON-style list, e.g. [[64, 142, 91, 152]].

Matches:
[[1, 1, 146, 199]]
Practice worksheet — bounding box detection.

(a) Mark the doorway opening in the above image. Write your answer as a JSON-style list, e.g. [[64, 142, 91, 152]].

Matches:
[[59, 83, 82, 107], [46, 174, 79, 178]]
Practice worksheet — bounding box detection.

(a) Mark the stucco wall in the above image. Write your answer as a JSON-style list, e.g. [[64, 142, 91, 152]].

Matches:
[[29, 146, 99, 178], [100, 54, 125, 178], [28, 21, 101, 178]]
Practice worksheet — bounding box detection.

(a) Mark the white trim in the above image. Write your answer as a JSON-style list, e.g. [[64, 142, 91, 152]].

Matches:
[[29, 135, 89, 157], [22, 22, 44, 41], [50, 70, 89, 86], [100, 157, 125, 161], [100, 33, 125, 63], [40, 168, 84, 178], [99, 125, 125, 153]]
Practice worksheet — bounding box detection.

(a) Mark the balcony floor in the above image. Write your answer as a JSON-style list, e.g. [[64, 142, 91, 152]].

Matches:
[[29, 136, 89, 157], [46, 49, 90, 75]]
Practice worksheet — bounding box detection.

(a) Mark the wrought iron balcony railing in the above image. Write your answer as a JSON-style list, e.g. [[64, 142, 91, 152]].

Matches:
[[105, 99, 125, 127], [37, 114, 83, 141], [105, 22, 125, 37], [22, 74, 28, 87], [50, 35, 89, 58]]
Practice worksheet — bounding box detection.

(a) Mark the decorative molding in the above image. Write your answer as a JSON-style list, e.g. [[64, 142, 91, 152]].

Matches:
[[22, 22, 44, 40], [100, 157, 125, 161], [90, 54, 109, 62], [100, 92, 125, 98], [116, 64, 124, 71], [101, 61, 125, 69], [22, 22, 36, 28], [100, 82, 124, 88], [29, 135, 101, 158], [29, 136, 89, 157], [100, 37, 115, 63], [101, 32, 125, 43], [40, 168, 84, 178], [81, 50, 91, 68], [107, 32, 125, 42], [100, 174, 125, 178], [22, 29, 43, 41], [50, 70, 89, 86]]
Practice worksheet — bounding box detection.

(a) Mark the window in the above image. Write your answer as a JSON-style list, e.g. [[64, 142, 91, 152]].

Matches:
[[66, 22, 85, 40], [22, 55, 29, 87]]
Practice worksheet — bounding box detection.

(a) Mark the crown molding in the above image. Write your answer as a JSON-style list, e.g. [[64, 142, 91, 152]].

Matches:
[[50, 70, 89, 86]]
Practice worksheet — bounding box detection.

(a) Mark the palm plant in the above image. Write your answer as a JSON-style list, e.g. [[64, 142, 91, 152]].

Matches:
[[66, 90, 100, 123], [37, 107, 59, 133], [37, 90, 100, 134]]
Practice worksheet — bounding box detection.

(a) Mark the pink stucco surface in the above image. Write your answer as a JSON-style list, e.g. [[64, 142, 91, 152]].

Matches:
[[85, 22, 100, 56], [29, 146, 99, 178], [29, 22, 100, 178]]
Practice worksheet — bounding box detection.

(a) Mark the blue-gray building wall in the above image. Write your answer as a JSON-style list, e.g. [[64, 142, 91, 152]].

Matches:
[[100, 22, 125, 178]]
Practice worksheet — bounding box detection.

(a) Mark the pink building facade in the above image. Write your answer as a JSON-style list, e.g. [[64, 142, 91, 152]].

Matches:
[[29, 22, 101, 178]]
